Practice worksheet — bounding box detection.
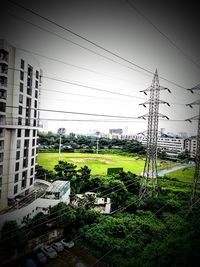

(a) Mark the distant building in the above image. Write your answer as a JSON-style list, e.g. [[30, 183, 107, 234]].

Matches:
[[109, 128, 123, 135], [184, 137, 197, 158], [0, 39, 42, 210], [140, 133, 197, 158], [73, 192, 111, 214]]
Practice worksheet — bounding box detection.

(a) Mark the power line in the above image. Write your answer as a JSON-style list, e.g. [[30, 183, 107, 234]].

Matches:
[[0, 8, 150, 78], [5, 105, 189, 122], [126, 0, 200, 70], [6, 105, 139, 119], [7, 67, 148, 100], [17, 47, 135, 84], [4, 2, 188, 90]]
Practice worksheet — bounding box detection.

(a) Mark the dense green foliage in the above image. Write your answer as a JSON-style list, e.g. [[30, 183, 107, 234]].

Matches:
[[38, 131, 145, 155], [1, 156, 199, 266]]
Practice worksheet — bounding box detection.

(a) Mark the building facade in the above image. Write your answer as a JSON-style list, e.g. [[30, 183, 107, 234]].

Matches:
[[0, 39, 42, 210], [184, 137, 197, 158]]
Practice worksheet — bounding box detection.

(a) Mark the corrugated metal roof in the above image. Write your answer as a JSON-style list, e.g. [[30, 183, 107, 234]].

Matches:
[[46, 180, 69, 193]]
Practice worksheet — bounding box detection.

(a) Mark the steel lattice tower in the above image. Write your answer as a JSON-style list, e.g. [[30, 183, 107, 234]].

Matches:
[[139, 69, 170, 199], [186, 85, 200, 206]]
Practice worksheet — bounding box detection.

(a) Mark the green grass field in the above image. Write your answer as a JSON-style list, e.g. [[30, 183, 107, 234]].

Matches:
[[165, 167, 195, 182], [38, 152, 175, 176]]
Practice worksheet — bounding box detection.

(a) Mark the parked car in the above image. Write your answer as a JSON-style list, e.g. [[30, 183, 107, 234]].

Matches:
[[41, 246, 57, 259], [51, 242, 64, 252], [36, 251, 47, 264], [61, 239, 75, 249]]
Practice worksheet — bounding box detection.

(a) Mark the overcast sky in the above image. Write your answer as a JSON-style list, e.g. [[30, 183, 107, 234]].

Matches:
[[1, 0, 200, 135]]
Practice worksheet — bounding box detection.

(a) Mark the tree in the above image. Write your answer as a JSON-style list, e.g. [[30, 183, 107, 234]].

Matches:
[[75, 165, 91, 192], [49, 202, 76, 228], [1, 221, 27, 251], [54, 161, 77, 179]]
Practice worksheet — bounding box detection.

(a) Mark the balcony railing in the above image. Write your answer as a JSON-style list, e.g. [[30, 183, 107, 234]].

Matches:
[[0, 50, 8, 63], [0, 117, 43, 128], [0, 64, 8, 75]]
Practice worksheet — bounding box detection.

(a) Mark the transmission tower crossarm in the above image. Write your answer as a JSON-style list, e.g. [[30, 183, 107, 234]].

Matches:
[[186, 99, 200, 107], [139, 99, 170, 107], [187, 84, 200, 94]]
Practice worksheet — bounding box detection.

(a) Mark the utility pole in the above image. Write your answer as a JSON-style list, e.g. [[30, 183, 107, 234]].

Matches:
[[96, 131, 100, 154], [139, 69, 170, 200], [186, 84, 200, 207], [57, 127, 66, 163]]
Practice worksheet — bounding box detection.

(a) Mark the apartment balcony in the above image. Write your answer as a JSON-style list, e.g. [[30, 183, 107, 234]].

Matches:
[[0, 50, 8, 64], [0, 63, 8, 78], [0, 89, 7, 101], [0, 76, 7, 89], [0, 117, 43, 130]]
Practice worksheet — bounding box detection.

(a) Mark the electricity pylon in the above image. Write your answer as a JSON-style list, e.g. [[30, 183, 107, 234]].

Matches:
[[186, 85, 200, 207], [139, 69, 170, 200]]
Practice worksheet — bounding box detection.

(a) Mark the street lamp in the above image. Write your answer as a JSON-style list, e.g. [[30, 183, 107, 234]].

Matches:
[[57, 128, 66, 162]]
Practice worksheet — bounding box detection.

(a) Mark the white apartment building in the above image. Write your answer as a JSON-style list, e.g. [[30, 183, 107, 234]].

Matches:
[[184, 137, 197, 158], [140, 134, 185, 157], [0, 39, 42, 210]]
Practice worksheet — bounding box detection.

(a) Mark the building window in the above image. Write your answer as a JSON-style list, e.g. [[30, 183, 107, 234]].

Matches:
[[21, 179, 26, 189], [35, 80, 38, 88], [25, 129, 30, 137], [17, 140, 21, 149], [26, 98, 31, 107], [19, 94, 23, 104], [0, 153, 3, 162], [31, 158, 34, 166], [16, 151, 20, 160], [0, 140, 4, 150], [14, 184, 18, 194], [32, 148, 35, 156], [20, 71, 24, 81], [27, 77, 32, 88], [14, 173, 19, 183], [0, 165, 3, 176], [33, 130, 36, 137], [0, 128, 4, 138], [18, 105, 23, 115], [23, 148, 28, 158], [32, 139, 35, 147], [34, 100, 37, 108], [27, 87, 32, 96], [0, 49, 8, 62], [22, 170, 27, 179], [36, 70, 39, 79], [0, 102, 6, 112], [0, 177, 2, 187], [21, 59, 24, 69], [24, 139, 29, 148], [15, 162, 19, 171], [30, 178, 33, 185], [28, 65, 33, 77], [34, 110, 37, 118], [23, 159, 28, 168], [18, 117, 22, 125], [35, 90, 38, 99], [30, 167, 34, 176], [17, 129, 21, 137]]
